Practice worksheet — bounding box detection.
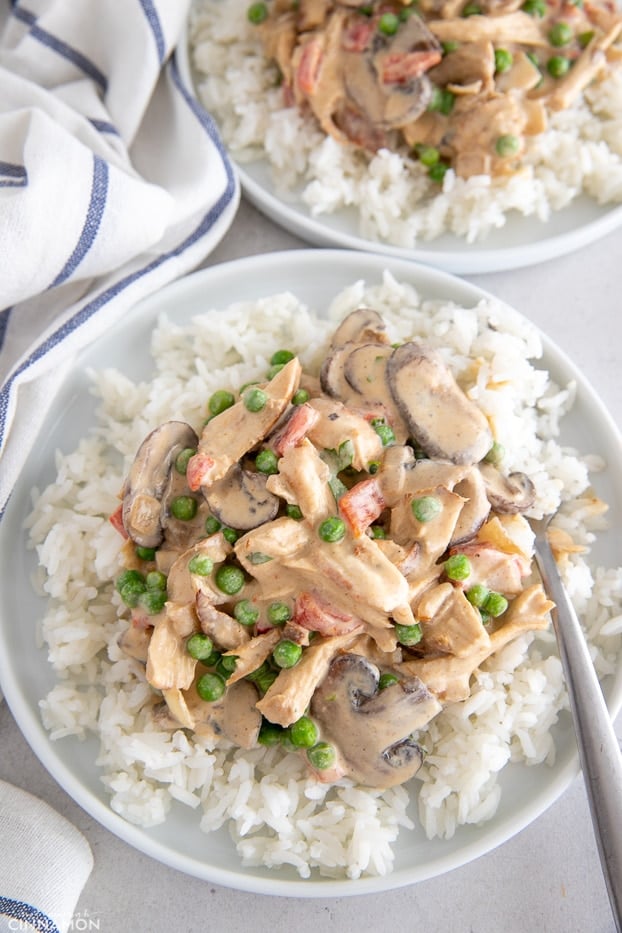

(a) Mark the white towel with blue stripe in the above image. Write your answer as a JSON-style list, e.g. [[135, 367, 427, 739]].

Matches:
[[0, 0, 239, 520]]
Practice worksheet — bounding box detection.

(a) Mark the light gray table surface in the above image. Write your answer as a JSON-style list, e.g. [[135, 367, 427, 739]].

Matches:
[[2, 197, 621, 933]]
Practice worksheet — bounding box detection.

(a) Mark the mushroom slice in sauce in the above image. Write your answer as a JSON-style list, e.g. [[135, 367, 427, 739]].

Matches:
[[479, 462, 536, 514], [328, 307, 389, 349], [204, 463, 280, 531], [450, 466, 491, 546], [310, 653, 442, 789], [386, 342, 493, 464], [121, 421, 199, 548], [342, 343, 410, 443]]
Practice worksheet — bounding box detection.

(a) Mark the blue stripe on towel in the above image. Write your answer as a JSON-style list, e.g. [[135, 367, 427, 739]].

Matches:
[[0, 161, 28, 188], [138, 0, 166, 63], [0, 55, 236, 516], [12, 6, 109, 93], [89, 118, 120, 137], [50, 155, 109, 288], [0, 309, 13, 355], [0, 896, 61, 933]]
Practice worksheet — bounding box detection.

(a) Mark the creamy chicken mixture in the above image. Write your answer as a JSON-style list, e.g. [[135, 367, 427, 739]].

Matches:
[[249, 0, 622, 178], [110, 308, 556, 790]]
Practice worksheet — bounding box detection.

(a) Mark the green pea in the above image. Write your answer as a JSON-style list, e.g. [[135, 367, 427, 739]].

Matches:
[[234, 599, 259, 627], [428, 161, 449, 183], [247, 2, 268, 24], [217, 654, 238, 676], [222, 527, 239, 545], [204, 648, 222, 668], [547, 55, 570, 78], [462, 2, 482, 15], [522, 0, 546, 15], [494, 48, 513, 73], [495, 134, 520, 157], [292, 388, 310, 405], [549, 21, 573, 46], [483, 591, 509, 617], [307, 742, 336, 771], [286, 504, 303, 520], [370, 525, 386, 539], [258, 720, 284, 746], [466, 583, 489, 608], [428, 87, 455, 115], [484, 440, 505, 465], [378, 672, 400, 690], [417, 145, 440, 167], [174, 447, 196, 475], [247, 662, 278, 694], [135, 546, 157, 562], [256, 449, 278, 475], [267, 601, 292, 625], [445, 553, 472, 581], [411, 495, 442, 523], [215, 564, 245, 595], [289, 715, 319, 748], [266, 363, 284, 380], [116, 569, 145, 594], [318, 516, 346, 543], [208, 389, 235, 417], [205, 515, 222, 535], [186, 632, 214, 661], [244, 387, 268, 412], [145, 570, 167, 591], [196, 672, 226, 702], [270, 349, 295, 365], [272, 640, 302, 669], [138, 589, 167, 615], [378, 12, 399, 34], [442, 40, 459, 53], [371, 418, 396, 446], [395, 622, 423, 647], [367, 461, 380, 475], [188, 554, 213, 576], [170, 495, 198, 521], [119, 577, 146, 608]]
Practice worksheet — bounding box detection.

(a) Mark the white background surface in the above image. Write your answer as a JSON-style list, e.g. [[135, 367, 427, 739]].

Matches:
[[2, 197, 621, 933]]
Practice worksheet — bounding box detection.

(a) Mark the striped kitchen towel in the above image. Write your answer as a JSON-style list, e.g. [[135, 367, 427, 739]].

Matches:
[[0, 0, 239, 518]]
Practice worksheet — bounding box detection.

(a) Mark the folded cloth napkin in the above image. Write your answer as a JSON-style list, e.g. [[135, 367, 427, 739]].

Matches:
[[0, 780, 93, 933], [0, 0, 239, 518]]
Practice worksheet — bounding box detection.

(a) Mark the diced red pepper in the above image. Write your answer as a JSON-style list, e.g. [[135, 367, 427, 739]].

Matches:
[[296, 38, 324, 94], [341, 19, 375, 52], [339, 476, 386, 537], [272, 403, 320, 457], [381, 49, 442, 84], [186, 452, 215, 492], [109, 503, 128, 539], [293, 591, 363, 636]]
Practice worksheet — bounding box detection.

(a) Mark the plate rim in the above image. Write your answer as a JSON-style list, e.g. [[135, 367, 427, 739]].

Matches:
[[1, 247, 622, 896]]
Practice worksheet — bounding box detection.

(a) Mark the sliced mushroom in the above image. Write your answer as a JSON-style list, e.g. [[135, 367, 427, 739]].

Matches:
[[204, 463, 279, 531], [386, 342, 493, 464], [310, 653, 441, 788], [320, 341, 361, 398], [342, 343, 410, 443], [121, 421, 199, 548], [450, 466, 491, 546], [479, 462, 536, 514], [329, 308, 389, 348], [221, 680, 262, 748]]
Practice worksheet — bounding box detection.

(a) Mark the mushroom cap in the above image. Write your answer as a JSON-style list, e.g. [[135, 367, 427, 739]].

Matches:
[[479, 462, 536, 514], [204, 463, 280, 531]]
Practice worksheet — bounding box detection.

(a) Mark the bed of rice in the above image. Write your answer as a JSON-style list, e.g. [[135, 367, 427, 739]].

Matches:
[[188, 0, 622, 247], [26, 273, 622, 879]]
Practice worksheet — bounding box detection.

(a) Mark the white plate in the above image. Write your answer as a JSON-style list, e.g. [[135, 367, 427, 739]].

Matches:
[[1, 249, 621, 896], [177, 38, 622, 275]]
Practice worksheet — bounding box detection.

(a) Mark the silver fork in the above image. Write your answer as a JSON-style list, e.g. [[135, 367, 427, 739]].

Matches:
[[530, 514, 622, 931]]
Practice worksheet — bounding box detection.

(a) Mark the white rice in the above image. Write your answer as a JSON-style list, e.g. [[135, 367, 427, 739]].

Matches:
[[27, 274, 622, 879], [188, 0, 622, 246]]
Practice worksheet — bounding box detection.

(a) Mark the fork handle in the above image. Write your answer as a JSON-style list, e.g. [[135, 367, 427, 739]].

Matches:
[[534, 541, 622, 931]]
